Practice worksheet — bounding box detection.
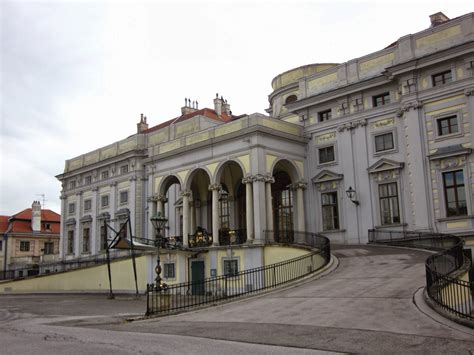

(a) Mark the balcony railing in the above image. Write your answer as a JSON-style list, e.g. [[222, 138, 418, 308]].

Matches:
[[146, 230, 330, 316], [218, 229, 247, 245]]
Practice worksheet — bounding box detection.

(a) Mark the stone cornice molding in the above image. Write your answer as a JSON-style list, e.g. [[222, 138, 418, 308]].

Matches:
[[395, 100, 423, 117], [337, 119, 367, 132]]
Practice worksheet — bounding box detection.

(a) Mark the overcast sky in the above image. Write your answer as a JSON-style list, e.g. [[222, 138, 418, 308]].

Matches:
[[0, 1, 472, 216]]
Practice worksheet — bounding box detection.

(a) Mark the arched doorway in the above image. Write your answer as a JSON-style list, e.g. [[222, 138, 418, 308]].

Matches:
[[187, 168, 212, 246], [159, 175, 181, 240], [271, 159, 301, 243], [216, 161, 246, 245]]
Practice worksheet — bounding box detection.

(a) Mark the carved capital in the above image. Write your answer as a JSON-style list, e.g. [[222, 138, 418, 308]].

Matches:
[[264, 176, 275, 184], [242, 176, 253, 184], [337, 119, 367, 132], [180, 190, 191, 198], [290, 181, 307, 190], [251, 174, 266, 183], [208, 183, 222, 191], [110, 181, 117, 187], [464, 87, 474, 96], [156, 194, 168, 203], [147, 196, 157, 203]]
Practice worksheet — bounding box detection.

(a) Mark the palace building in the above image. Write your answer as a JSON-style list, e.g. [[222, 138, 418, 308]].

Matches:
[[57, 12, 474, 283]]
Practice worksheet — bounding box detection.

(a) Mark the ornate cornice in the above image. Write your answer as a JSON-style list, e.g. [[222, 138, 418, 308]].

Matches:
[[337, 119, 367, 132], [395, 101, 423, 117]]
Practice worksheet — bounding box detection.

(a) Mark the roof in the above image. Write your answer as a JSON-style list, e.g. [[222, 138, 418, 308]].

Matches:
[[144, 108, 233, 134], [5, 208, 61, 235], [0, 216, 9, 233]]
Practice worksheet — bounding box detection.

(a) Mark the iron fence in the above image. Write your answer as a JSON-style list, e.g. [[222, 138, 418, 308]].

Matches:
[[0, 249, 141, 281], [369, 229, 473, 322], [146, 230, 330, 316]]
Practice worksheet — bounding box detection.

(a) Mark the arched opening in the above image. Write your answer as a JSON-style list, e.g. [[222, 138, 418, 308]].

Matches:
[[158, 175, 182, 240], [216, 161, 246, 245], [285, 94, 297, 105], [187, 168, 212, 245], [271, 159, 300, 243]]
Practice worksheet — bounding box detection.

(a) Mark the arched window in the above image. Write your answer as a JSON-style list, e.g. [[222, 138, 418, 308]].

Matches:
[[285, 95, 297, 105]]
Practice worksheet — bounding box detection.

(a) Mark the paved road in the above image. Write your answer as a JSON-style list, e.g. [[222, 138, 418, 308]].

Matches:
[[1, 245, 473, 354]]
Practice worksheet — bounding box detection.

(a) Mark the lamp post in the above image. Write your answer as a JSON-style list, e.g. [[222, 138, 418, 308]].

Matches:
[[150, 211, 168, 290], [345, 186, 360, 206]]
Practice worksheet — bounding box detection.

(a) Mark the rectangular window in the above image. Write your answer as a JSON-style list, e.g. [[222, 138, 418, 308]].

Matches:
[[45, 223, 51, 231], [82, 227, 90, 253], [67, 230, 74, 254], [69, 181, 76, 189], [44, 242, 54, 255], [224, 259, 239, 277], [443, 170, 467, 217], [120, 165, 129, 174], [373, 92, 390, 107], [432, 70, 452, 87], [379, 182, 400, 225], [375, 132, 394, 152], [318, 109, 332, 122], [100, 225, 108, 250], [120, 191, 128, 204], [321, 192, 339, 231], [437, 115, 458, 136], [84, 199, 92, 211], [101, 171, 109, 180], [68, 203, 75, 215], [20, 241, 30, 252], [84, 176, 92, 185], [101, 195, 109, 208], [318, 146, 335, 164], [0, 240, 3, 251], [163, 263, 175, 279]]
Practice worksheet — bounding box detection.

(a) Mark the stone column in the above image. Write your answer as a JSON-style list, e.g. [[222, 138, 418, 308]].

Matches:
[[59, 193, 67, 259], [74, 191, 82, 257], [242, 177, 254, 242], [91, 187, 98, 254], [209, 183, 221, 246], [146, 196, 157, 239], [181, 190, 191, 247], [252, 174, 266, 243], [265, 176, 275, 242], [293, 181, 307, 233], [190, 200, 196, 236]]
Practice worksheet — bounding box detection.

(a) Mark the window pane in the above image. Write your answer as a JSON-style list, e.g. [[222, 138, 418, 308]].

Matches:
[[443, 172, 454, 187], [455, 171, 464, 185]]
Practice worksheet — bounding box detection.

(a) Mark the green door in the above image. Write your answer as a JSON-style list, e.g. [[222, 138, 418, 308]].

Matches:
[[191, 260, 205, 295]]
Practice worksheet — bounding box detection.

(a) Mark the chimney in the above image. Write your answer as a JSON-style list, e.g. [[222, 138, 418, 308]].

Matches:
[[214, 93, 223, 116], [181, 98, 199, 115], [137, 113, 149, 133], [32, 201, 41, 232], [223, 99, 231, 116], [429, 12, 450, 27]]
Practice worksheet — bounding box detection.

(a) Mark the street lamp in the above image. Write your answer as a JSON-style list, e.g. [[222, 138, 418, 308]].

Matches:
[[150, 211, 168, 290], [345, 186, 360, 206]]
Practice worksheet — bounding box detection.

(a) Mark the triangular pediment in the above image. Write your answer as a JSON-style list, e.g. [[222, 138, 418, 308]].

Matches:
[[368, 158, 404, 174], [312, 170, 343, 184]]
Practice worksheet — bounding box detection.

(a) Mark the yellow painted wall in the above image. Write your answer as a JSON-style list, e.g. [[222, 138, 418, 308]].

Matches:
[[0, 256, 148, 293], [264, 246, 309, 264]]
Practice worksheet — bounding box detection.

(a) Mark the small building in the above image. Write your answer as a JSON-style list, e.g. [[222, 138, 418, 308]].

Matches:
[[0, 201, 61, 278]]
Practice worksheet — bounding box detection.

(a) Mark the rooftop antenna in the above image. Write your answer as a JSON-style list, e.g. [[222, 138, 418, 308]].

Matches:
[[36, 194, 47, 208]]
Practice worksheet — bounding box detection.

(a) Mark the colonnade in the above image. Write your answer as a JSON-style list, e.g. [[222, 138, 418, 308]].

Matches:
[[148, 174, 307, 247]]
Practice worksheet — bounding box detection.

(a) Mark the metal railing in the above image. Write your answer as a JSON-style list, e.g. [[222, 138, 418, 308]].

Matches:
[[218, 229, 247, 245], [369, 229, 473, 322], [146, 230, 330, 316], [0, 249, 141, 281]]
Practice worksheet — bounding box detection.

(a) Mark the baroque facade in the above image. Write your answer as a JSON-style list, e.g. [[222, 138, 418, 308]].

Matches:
[[57, 12, 474, 283]]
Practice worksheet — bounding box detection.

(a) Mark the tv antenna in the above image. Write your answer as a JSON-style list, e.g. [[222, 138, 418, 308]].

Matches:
[[36, 194, 47, 208]]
